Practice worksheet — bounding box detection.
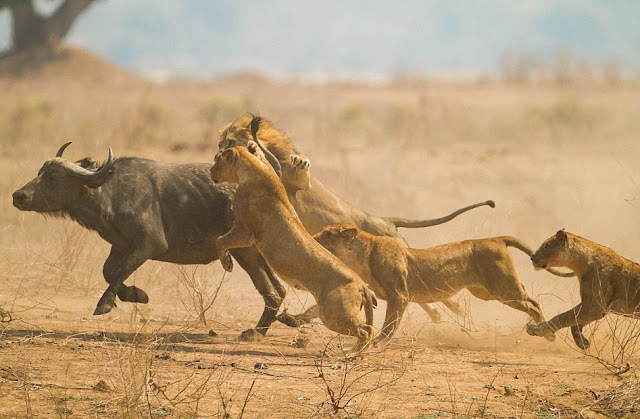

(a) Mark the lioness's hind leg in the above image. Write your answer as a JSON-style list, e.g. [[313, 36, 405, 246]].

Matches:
[[374, 296, 408, 344]]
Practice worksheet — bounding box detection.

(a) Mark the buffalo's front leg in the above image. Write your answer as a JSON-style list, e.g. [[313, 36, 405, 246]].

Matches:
[[231, 247, 287, 340], [94, 247, 149, 315]]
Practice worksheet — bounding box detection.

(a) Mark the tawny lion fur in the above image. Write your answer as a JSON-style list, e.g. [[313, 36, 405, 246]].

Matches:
[[527, 230, 640, 350], [293, 224, 573, 343], [210, 146, 375, 352], [219, 114, 494, 326]]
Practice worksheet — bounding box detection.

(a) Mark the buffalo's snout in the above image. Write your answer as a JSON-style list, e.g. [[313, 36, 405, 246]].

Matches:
[[12, 189, 29, 209]]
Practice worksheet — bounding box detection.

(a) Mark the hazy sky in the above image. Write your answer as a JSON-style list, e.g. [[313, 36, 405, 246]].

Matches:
[[2, 0, 639, 78]]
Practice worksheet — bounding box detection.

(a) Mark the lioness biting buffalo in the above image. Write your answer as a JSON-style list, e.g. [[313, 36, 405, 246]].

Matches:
[[220, 114, 495, 332], [210, 142, 376, 353], [14, 114, 640, 357]]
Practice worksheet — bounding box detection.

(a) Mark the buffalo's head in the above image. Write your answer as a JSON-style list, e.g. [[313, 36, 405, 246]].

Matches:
[[13, 142, 114, 213]]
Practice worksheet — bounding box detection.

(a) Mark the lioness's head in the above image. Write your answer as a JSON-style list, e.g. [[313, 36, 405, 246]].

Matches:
[[211, 148, 241, 184], [531, 229, 570, 270], [314, 223, 359, 256]]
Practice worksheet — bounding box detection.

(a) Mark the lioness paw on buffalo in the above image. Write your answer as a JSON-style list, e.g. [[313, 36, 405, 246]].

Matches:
[[290, 154, 310, 170]]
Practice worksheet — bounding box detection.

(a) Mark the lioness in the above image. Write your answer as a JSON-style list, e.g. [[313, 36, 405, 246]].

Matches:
[[210, 145, 376, 353], [290, 223, 573, 343], [219, 114, 495, 334], [527, 230, 640, 350], [219, 114, 494, 240]]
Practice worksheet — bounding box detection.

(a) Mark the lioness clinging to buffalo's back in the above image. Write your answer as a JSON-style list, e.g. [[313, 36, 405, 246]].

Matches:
[[219, 114, 495, 330], [218, 114, 494, 241], [527, 230, 640, 350], [297, 223, 574, 343], [210, 142, 376, 353]]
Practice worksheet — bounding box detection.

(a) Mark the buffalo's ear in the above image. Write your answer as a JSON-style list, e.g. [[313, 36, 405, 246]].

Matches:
[[75, 157, 99, 170], [556, 229, 568, 244]]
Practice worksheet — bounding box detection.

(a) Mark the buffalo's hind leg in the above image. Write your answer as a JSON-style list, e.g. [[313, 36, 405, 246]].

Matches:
[[94, 246, 150, 315], [231, 247, 287, 341]]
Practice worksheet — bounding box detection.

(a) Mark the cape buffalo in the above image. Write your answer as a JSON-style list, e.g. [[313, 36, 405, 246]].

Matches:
[[12, 143, 285, 338]]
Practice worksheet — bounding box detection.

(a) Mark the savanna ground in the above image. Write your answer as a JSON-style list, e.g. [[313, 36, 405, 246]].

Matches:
[[1, 48, 640, 417]]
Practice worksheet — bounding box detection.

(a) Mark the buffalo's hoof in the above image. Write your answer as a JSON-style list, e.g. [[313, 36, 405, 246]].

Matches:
[[221, 251, 234, 272], [543, 332, 556, 342], [118, 286, 149, 304], [135, 288, 149, 304], [574, 336, 590, 350], [93, 302, 116, 316], [571, 326, 590, 350], [239, 328, 264, 342], [276, 309, 307, 328]]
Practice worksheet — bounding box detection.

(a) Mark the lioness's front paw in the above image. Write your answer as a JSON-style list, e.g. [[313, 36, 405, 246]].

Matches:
[[290, 154, 310, 170], [220, 251, 234, 272], [276, 309, 308, 328], [525, 322, 553, 339]]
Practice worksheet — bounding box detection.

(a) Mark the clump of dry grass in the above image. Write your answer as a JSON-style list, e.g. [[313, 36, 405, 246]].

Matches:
[[591, 379, 640, 417]]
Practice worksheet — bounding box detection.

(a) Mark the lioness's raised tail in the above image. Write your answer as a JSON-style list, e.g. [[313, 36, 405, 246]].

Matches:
[[384, 200, 495, 228]]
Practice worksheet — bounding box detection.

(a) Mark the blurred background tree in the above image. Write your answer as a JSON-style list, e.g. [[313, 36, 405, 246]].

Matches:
[[0, 0, 97, 55]]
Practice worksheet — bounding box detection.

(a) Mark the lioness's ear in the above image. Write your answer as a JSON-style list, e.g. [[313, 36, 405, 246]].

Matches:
[[556, 229, 568, 243], [339, 225, 358, 240], [222, 149, 237, 163]]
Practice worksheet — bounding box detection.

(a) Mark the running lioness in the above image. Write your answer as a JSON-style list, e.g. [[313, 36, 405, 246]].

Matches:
[[282, 223, 572, 343], [210, 145, 376, 353], [527, 229, 640, 350]]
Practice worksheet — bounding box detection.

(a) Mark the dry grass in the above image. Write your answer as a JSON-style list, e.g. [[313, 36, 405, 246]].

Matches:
[[2, 47, 640, 417]]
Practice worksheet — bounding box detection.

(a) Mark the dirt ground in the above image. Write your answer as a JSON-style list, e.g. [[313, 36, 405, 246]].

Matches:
[[1, 48, 640, 417]]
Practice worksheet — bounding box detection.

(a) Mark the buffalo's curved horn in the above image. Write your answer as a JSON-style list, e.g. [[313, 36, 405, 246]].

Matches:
[[61, 146, 114, 188], [249, 116, 281, 178], [56, 141, 73, 158]]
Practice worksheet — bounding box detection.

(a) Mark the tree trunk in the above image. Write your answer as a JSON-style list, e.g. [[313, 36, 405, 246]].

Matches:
[[8, 0, 97, 52]]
